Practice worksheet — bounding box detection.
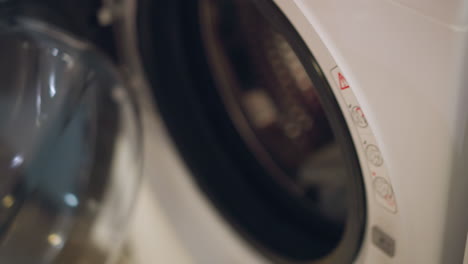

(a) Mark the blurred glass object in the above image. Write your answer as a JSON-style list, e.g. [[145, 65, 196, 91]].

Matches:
[[0, 18, 141, 264]]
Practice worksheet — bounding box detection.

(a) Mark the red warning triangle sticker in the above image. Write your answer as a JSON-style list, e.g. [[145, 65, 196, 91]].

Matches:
[[338, 72, 350, 90]]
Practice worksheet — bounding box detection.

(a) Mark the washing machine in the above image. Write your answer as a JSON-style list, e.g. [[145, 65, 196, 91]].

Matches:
[[119, 0, 468, 263], [0, 0, 467, 263]]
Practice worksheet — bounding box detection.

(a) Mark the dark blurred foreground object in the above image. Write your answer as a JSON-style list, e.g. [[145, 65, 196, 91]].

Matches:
[[0, 10, 141, 264]]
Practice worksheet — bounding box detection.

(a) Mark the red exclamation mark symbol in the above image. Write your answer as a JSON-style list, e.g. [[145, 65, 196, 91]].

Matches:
[[338, 72, 350, 90]]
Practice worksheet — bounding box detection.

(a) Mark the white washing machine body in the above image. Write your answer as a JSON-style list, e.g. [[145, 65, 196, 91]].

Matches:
[[117, 0, 468, 263]]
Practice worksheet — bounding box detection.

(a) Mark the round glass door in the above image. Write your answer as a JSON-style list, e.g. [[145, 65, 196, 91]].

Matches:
[[137, 0, 367, 262]]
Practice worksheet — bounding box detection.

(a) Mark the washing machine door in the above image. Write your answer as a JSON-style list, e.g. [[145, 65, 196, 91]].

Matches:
[[134, 0, 367, 263], [0, 2, 142, 263]]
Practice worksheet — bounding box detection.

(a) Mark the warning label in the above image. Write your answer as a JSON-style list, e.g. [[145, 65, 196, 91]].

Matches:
[[337, 72, 350, 90]]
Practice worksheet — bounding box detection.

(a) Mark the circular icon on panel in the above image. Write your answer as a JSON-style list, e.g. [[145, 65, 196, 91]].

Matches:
[[366, 144, 384, 167], [373, 177, 393, 199], [350, 106, 368, 128]]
